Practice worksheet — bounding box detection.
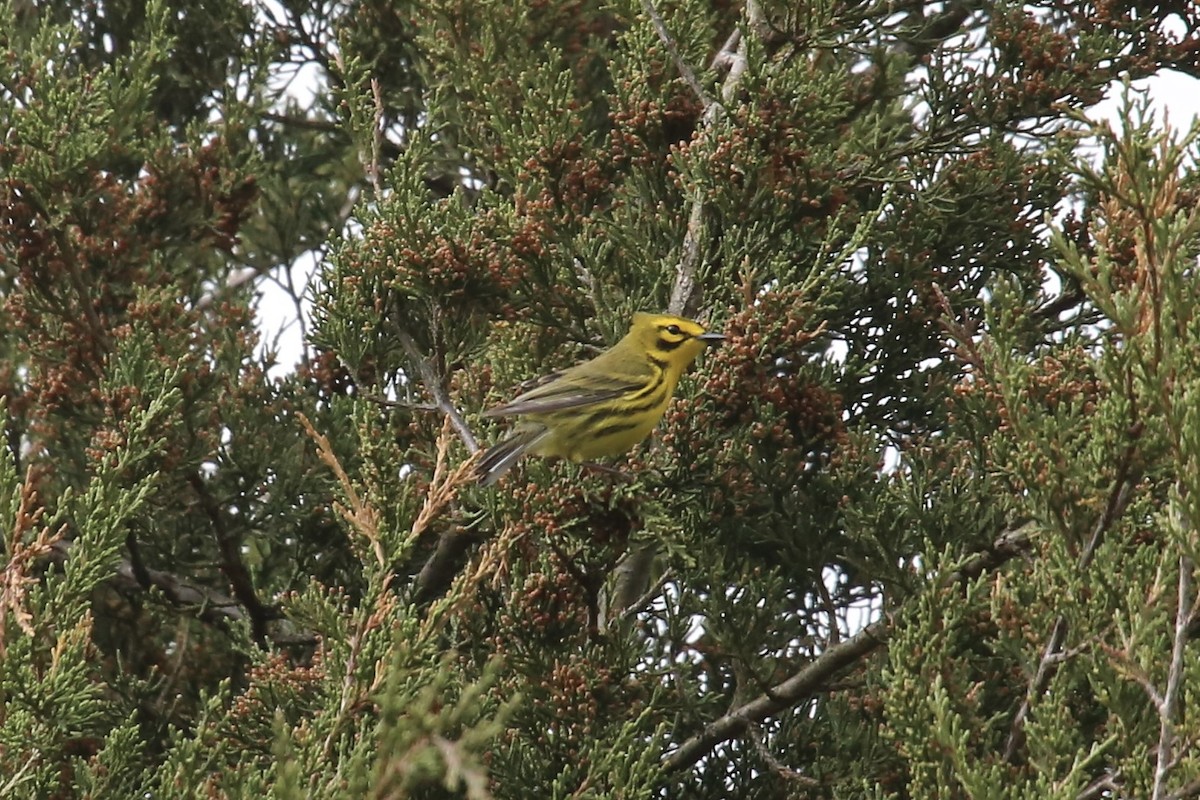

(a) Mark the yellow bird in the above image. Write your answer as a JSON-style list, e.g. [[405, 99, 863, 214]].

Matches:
[[475, 312, 725, 486]]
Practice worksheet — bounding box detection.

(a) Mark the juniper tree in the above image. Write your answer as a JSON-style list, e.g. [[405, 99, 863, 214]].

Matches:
[[2, 0, 1200, 798]]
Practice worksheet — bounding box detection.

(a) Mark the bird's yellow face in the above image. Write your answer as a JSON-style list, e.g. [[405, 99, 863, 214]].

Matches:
[[629, 312, 724, 372]]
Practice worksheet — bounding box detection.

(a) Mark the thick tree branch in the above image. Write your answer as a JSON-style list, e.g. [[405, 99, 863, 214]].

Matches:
[[663, 523, 1033, 772], [664, 617, 889, 772], [114, 556, 246, 628], [44, 537, 318, 647]]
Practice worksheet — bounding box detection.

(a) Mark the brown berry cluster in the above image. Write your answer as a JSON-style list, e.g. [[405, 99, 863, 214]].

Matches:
[[676, 292, 843, 457], [672, 96, 851, 229]]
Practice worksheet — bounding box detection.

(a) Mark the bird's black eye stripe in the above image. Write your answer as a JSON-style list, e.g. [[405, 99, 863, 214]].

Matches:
[[656, 336, 686, 352]]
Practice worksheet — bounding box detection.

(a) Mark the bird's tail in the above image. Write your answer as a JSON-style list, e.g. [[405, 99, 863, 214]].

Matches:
[[474, 426, 547, 486]]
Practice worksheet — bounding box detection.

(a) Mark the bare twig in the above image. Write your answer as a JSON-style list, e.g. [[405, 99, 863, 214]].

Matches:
[[1003, 452, 1138, 761], [368, 76, 385, 196], [815, 575, 842, 646], [1152, 554, 1195, 800], [1104, 640, 1166, 709], [405, 384, 483, 607], [410, 416, 480, 540], [607, 540, 661, 625], [1077, 770, 1123, 800], [188, 473, 275, 644], [1002, 615, 1069, 760], [668, 197, 708, 318], [398, 331, 479, 453], [1165, 776, 1200, 800], [0, 750, 39, 796], [617, 566, 675, 623], [667, 29, 749, 317], [747, 723, 820, 787], [260, 110, 343, 133], [359, 392, 440, 412], [1080, 431, 1142, 571], [639, 0, 713, 108]]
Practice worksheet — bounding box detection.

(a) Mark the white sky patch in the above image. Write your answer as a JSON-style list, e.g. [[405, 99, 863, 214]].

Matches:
[[256, 249, 320, 377], [1083, 71, 1200, 163]]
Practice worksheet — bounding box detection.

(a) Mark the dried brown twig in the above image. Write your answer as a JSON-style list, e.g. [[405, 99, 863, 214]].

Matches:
[[411, 416, 481, 541], [299, 412, 386, 570], [0, 469, 67, 656]]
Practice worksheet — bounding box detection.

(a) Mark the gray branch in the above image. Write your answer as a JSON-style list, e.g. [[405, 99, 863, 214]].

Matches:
[[663, 523, 1033, 771], [1153, 553, 1195, 800], [398, 331, 479, 453]]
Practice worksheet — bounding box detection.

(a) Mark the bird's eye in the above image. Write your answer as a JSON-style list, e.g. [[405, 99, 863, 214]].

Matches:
[[666, 324, 682, 336]]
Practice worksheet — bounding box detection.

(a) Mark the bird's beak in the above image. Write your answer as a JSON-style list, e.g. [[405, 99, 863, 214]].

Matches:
[[697, 332, 725, 343]]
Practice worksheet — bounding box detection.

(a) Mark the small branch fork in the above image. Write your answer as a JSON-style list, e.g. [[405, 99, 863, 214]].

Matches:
[[397, 331, 479, 454]]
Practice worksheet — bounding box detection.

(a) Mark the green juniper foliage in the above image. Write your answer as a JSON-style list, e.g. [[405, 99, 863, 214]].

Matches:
[[2, 0, 1200, 797]]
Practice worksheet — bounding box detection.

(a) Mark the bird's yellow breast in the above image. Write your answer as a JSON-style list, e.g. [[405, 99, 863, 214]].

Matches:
[[529, 362, 680, 462]]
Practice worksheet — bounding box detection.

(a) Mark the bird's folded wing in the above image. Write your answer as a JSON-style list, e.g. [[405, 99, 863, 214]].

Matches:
[[482, 373, 643, 417]]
